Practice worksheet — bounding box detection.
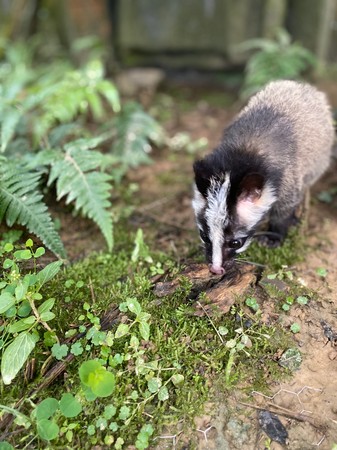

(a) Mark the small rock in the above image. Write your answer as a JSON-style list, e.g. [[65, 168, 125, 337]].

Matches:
[[115, 68, 165, 96], [258, 410, 288, 445], [278, 347, 302, 371]]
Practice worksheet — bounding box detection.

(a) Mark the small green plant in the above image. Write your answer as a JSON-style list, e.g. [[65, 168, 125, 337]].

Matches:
[[290, 322, 301, 334], [224, 308, 272, 384], [316, 267, 328, 278], [0, 239, 62, 384], [282, 295, 307, 310], [245, 297, 260, 312], [267, 266, 294, 281], [317, 188, 337, 204], [238, 28, 316, 98]]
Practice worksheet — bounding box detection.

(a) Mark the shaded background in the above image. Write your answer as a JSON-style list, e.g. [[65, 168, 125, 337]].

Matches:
[[1, 0, 336, 70]]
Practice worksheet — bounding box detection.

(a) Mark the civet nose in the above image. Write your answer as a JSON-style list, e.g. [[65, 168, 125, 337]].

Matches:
[[208, 264, 225, 275]]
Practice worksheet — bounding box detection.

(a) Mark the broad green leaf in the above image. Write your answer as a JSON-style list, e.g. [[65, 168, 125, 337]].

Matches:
[[158, 385, 169, 401], [139, 321, 150, 341], [38, 298, 55, 314], [89, 367, 115, 397], [1, 332, 37, 384], [0, 441, 14, 450], [15, 279, 29, 300], [4, 243, 13, 252], [115, 323, 129, 339], [22, 316, 35, 325], [79, 360, 102, 385], [17, 300, 31, 317], [5, 306, 16, 318], [34, 247, 45, 258], [37, 418, 59, 441], [14, 249, 31, 260], [79, 360, 115, 397], [0, 292, 15, 313], [171, 374, 184, 386], [59, 393, 82, 418], [40, 311, 55, 321], [137, 311, 151, 322], [36, 398, 59, 420], [8, 318, 34, 333], [25, 239, 33, 247], [36, 261, 63, 287], [126, 298, 142, 315], [3, 259, 13, 269]]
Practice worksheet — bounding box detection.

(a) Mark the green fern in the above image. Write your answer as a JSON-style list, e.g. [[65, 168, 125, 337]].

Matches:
[[33, 60, 120, 142], [44, 139, 113, 251], [238, 28, 316, 98], [0, 39, 167, 255], [0, 161, 66, 258], [112, 102, 165, 171]]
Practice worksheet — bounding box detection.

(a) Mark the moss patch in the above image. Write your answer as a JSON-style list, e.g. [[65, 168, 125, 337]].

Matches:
[[0, 224, 293, 449]]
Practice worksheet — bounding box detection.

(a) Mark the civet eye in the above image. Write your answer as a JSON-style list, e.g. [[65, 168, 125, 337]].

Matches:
[[228, 238, 245, 249]]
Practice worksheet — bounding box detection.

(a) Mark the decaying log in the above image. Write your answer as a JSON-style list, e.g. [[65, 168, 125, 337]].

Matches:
[[153, 263, 257, 316]]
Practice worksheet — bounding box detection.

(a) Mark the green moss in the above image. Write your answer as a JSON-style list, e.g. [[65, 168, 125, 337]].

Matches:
[[240, 226, 306, 270], [0, 224, 293, 448]]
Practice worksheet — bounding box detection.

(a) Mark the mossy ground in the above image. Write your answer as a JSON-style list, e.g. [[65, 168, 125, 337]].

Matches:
[[0, 219, 305, 449]]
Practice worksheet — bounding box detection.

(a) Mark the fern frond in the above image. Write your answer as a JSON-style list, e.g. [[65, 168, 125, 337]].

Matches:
[[33, 60, 120, 142], [112, 102, 165, 170], [0, 162, 66, 259], [0, 105, 23, 153], [47, 143, 113, 251]]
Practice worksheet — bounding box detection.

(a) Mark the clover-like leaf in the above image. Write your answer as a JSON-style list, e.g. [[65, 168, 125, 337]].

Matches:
[[79, 360, 115, 397], [37, 419, 59, 441], [36, 398, 59, 421], [59, 393, 82, 418]]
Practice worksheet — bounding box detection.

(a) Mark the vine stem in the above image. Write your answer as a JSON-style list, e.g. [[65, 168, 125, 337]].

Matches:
[[29, 299, 53, 333]]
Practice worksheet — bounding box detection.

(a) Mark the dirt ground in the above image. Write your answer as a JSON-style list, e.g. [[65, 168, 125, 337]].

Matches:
[[123, 83, 337, 450], [54, 81, 337, 449]]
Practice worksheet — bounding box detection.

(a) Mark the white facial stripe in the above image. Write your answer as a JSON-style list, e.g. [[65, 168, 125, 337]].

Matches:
[[192, 185, 206, 217], [204, 173, 231, 268], [237, 182, 276, 231]]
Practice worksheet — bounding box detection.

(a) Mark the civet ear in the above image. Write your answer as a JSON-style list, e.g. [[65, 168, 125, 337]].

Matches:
[[193, 159, 213, 197], [237, 173, 264, 203]]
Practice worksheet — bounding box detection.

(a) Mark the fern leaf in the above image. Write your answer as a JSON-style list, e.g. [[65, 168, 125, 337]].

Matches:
[[0, 162, 66, 258], [48, 145, 113, 251], [112, 102, 165, 169], [0, 105, 23, 153]]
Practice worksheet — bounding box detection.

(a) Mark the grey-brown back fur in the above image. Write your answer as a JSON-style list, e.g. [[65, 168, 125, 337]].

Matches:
[[234, 80, 334, 218]]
